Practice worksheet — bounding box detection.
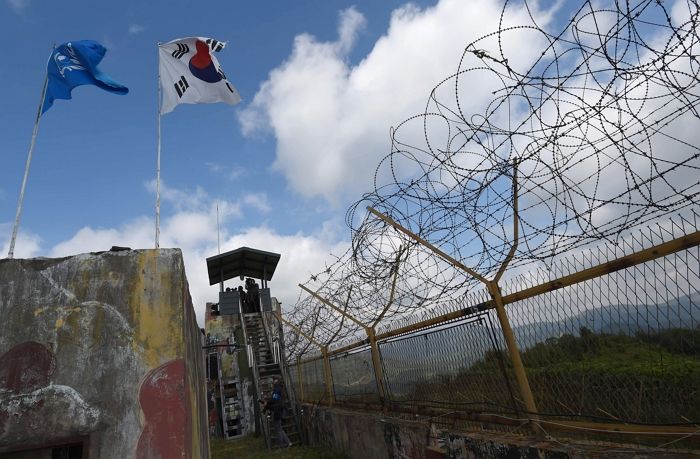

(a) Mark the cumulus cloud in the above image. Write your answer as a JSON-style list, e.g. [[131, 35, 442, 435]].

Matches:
[[1, 222, 41, 259], [47, 219, 345, 326], [24, 182, 347, 326], [205, 161, 245, 180], [239, 0, 547, 203], [243, 193, 271, 213]]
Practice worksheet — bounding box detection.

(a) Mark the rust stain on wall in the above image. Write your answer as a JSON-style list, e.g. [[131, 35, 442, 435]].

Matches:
[[136, 358, 186, 459], [0, 341, 55, 394]]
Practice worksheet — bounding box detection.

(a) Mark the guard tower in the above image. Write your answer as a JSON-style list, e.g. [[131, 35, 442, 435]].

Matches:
[[206, 246, 281, 314], [204, 247, 299, 447]]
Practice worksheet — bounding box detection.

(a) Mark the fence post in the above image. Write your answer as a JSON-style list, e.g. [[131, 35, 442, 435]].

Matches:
[[364, 161, 542, 431], [372, 245, 405, 329], [487, 280, 539, 422], [280, 316, 334, 405], [296, 356, 305, 402], [321, 346, 335, 405], [366, 326, 387, 406], [299, 284, 388, 405]]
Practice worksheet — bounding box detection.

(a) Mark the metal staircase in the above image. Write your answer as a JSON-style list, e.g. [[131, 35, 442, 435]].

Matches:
[[243, 312, 301, 448], [220, 376, 243, 439]]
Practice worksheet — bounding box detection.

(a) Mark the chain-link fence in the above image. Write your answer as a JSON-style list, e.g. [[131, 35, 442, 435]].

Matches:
[[290, 216, 700, 447], [284, 0, 700, 450]]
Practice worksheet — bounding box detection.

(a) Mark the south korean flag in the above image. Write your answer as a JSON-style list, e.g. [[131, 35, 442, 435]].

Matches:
[[158, 37, 241, 114]]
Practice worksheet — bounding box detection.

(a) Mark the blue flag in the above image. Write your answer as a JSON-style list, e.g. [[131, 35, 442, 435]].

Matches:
[[42, 40, 128, 114]]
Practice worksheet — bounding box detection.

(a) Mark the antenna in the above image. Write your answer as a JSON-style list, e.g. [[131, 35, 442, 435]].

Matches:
[[216, 202, 221, 255]]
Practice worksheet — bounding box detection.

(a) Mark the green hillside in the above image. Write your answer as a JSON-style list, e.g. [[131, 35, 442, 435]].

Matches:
[[410, 328, 700, 424]]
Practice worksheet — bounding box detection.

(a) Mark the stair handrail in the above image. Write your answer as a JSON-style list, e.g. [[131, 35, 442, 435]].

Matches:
[[241, 312, 269, 444], [256, 310, 295, 445], [267, 309, 306, 445], [260, 309, 278, 364]]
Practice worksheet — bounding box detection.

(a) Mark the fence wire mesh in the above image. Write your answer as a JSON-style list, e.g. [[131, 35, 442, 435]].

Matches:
[[330, 347, 379, 403], [380, 313, 521, 414], [298, 357, 326, 403], [508, 244, 700, 425], [284, 0, 700, 450]]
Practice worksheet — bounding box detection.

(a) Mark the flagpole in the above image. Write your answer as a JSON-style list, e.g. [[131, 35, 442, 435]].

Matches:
[[156, 44, 162, 249], [7, 69, 50, 259]]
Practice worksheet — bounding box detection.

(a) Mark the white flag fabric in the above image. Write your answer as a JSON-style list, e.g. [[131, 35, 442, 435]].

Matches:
[[158, 37, 241, 114]]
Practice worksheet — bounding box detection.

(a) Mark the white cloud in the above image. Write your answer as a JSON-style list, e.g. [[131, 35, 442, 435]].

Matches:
[[1, 222, 42, 259], [27, 183, 348, 326], [145, 179, 242, 218], [239, 0, 548, 203], [46, 217, 345, 327], [214, 226, 348, 313], [205, 161, 245, 180], [243, 193, 271, 213], [128, 24, 145, 35], [6, 0, 30, 14], [49, 220, 152, 258]]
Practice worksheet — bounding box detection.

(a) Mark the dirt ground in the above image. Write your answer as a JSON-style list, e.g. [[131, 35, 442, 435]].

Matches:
[[210, 435, 347, 459]]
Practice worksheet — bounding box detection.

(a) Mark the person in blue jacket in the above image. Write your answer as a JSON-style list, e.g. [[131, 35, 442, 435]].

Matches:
[[263, 378, 291, 448]]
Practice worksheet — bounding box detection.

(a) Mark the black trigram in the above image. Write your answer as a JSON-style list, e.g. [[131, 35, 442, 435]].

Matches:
[[171, 43, 189, 59], [206, 38, 224, 52], [174, 76, 189, 98], [217, 68, 235, 94]]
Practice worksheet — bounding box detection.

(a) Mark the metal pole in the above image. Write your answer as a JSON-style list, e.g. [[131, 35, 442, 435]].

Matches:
[[7, 70, 49, 259], [298, 284, 366, 329], [298, 285, 387, 404], [296, 356, 305, 402], [487, 281, 539, 419], [155, 46, 162, 249], [216, 202, 221, 254], [367, 206, 488, 284], [321, 346, 334, 405], [366, 327, 387, 404], [279, 316, 334, 404], [372, 245, 404, 329]]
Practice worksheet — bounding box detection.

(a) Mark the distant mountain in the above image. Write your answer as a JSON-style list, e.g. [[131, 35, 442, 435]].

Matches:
[[512, 292, 700, 349], [376, 292, 700, 395]]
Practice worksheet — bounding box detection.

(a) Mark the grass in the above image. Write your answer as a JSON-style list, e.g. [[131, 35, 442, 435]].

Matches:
[[210, 436, 347, 459]]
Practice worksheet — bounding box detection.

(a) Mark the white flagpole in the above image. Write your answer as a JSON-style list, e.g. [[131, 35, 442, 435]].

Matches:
[[155, 44, 162, 249], [7, 69, 50, 259]]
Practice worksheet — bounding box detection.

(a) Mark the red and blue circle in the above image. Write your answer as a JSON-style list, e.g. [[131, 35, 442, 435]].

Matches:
[[189, 40, 222, 83]]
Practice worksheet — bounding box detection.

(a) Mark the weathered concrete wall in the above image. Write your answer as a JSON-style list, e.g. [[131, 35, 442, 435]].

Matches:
[[304, 406, 697, 458], [0, 249, 209, 458], [184, 284, 210, 458], [303, 405, 429, 459]]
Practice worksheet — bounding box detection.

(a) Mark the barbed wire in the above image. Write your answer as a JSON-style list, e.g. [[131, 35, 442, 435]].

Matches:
[[286, 0, 700, 358]]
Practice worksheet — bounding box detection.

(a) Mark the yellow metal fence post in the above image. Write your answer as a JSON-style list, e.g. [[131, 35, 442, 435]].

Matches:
[[321, 346, 335, 405], [487, 280, 539, 422], [364, 161, 542, 430], [280, 315, 334, 405], [299, 284, 388, 405], [366, 326, 387, 406], [296, 356, 305, 402]]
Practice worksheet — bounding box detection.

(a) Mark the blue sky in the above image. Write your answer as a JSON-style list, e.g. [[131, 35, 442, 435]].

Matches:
[[6, 0, 660, 326], [2, 0, 464, 324]]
